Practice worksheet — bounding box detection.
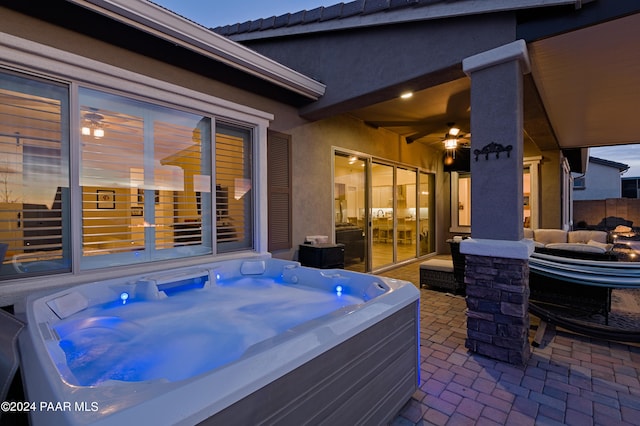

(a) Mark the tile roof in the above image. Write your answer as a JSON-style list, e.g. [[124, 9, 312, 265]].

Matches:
[[589, 156, 630, 172], [213, 0, 449, 36]]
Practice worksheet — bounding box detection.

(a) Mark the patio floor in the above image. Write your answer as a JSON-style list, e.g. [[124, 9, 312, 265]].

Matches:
[[379, 260, 640, 426]]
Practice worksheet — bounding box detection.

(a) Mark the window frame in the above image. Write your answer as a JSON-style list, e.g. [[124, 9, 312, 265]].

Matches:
[[449, 156, 542, 233], [573, 176, 586, 190], [0, 34, 272, 301]]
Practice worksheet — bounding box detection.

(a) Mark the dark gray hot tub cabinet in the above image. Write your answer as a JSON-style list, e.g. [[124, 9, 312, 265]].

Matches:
[[202, 301, 420, 425]]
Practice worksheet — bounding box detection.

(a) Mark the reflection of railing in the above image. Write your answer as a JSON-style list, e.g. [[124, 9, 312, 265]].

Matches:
[[11, 249, 64, 273], [0, 131, 61, 144]]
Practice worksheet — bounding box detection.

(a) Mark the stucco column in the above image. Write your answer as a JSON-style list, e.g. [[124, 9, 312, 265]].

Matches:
[[461, 40, 534, 365], [463, 39, 530, 241]]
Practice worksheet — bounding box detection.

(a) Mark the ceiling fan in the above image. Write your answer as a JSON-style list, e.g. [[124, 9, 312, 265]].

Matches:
[[441, 123, 471, 166], [365, 88, 471, 145], [441, 122, 471, 150]]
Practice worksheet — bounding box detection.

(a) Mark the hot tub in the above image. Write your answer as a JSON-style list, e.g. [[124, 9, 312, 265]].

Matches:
[[19, 257, 420, 425]]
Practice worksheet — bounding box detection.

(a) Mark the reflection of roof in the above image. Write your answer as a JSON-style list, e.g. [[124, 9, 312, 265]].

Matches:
[[589, 156, 629, 172]]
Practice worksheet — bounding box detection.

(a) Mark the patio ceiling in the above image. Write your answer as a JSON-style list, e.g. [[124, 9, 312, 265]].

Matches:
[[348, 12, 640, 153]]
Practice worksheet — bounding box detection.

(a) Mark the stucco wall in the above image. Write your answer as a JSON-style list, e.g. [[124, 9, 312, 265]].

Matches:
[[538, 150, 563, 229], [0, 7, 308, 132], [274, 114, 447, 261], [1, 7, 451, 266], [573, 161, 622, 200], [1, 6, 568, 264], [240, 13, 516, 119]]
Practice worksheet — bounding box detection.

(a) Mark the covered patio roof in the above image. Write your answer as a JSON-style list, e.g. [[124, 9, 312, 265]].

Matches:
[[218, 0, 640, 166]]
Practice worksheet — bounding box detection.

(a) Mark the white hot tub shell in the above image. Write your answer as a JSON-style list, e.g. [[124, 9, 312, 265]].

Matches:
[[18, 257, 420, 425]]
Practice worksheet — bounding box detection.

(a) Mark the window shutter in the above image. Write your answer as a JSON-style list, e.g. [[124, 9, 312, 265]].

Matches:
[[267, 130, 291, 251]]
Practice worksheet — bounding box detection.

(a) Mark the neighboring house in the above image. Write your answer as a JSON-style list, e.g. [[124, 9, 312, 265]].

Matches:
[[573, 156, 629, 200], [1, 0, 640, 308]]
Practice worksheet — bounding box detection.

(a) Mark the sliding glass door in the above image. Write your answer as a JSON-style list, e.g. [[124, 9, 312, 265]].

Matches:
[[334, 151, 435, 272], [371, 162, 394, 269], [397, 167, 417, 263], [334, 153, 367, 272], [418, 171, 435, 256]]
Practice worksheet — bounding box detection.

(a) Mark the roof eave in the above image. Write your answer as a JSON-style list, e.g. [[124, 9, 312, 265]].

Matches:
[[589, 156, 630, 172], [66, 0, 325, 100], [222, 0, 590, 42]]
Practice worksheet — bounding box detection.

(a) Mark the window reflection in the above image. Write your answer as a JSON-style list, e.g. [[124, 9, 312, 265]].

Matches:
[[79, 88, 213, 269], [0, 71, 70, 279]]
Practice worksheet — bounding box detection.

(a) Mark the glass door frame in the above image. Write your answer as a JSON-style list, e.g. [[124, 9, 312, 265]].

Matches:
[[333, 149, 370, 272], [333, 148, 435, 273]]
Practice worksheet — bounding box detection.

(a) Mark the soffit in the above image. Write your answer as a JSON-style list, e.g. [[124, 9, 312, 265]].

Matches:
[[342, 11, 640, 154], [528, 12, 640, 149]]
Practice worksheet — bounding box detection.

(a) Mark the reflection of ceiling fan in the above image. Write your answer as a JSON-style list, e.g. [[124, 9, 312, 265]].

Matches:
[[81, 111, 106, 138]]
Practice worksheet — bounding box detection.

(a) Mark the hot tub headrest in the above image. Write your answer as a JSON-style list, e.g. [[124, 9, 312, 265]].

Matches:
[[240, 260, 266, 275], [46, 292, 88, 319]]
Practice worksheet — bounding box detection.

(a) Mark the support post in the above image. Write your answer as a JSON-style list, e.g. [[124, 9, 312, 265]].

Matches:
[[461, 40, 534, 365]]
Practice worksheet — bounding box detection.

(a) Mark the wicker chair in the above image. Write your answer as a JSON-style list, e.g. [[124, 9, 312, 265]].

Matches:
[[447, 239, 466, 294]]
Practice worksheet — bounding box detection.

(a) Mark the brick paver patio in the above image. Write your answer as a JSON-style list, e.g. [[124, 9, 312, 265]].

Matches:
[[379, 261, 640, 426]]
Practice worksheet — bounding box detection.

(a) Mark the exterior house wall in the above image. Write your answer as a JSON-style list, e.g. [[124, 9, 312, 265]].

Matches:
[[0, 7, 305, 304], [272, 114, 448, 261], [573, 161, 622, 200], [538, 150, 564, 229], [0, 7, 309, 133], [521, 140, 564, 230], [236, 12, 569, 242], [0, 5, 570, 272], [239, 14, 516, 119], [1, 7, 449, 269]]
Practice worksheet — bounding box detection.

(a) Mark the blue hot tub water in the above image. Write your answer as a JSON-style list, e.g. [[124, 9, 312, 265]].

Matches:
[[53, 273, 368, 386]]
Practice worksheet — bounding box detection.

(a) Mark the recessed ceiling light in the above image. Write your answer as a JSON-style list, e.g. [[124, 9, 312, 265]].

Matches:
[[400, 92, 413, 99]]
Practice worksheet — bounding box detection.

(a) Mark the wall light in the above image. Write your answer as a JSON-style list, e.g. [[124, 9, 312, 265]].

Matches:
[[400, 92, 413, 99]]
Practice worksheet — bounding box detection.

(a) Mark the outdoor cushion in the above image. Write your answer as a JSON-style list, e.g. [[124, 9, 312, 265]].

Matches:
[[420, 259, 454, 272], [568, 230, 608, 244], [545, 242, 606, 254], [587, 239, 613, 252], [533, 229, 568, 245]]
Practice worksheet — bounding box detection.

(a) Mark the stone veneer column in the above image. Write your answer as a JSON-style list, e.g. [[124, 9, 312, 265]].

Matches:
[[461, 239, 534, 365]]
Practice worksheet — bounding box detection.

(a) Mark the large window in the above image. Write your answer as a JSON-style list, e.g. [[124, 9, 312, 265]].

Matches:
[[0, 70, 70, 278], [79, 88, 215, 269], [215, 124, 253, 252], [0, 70, 256, 280]]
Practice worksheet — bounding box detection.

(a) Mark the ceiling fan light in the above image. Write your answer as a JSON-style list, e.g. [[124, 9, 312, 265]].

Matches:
[[444, 154, 454, 166], [448, 127, 461, 137], [444, 138, 458, 150]]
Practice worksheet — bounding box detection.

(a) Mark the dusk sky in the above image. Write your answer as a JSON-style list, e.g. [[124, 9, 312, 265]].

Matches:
[[152, 0, 339, 28], [152, 0, 640, 177]]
